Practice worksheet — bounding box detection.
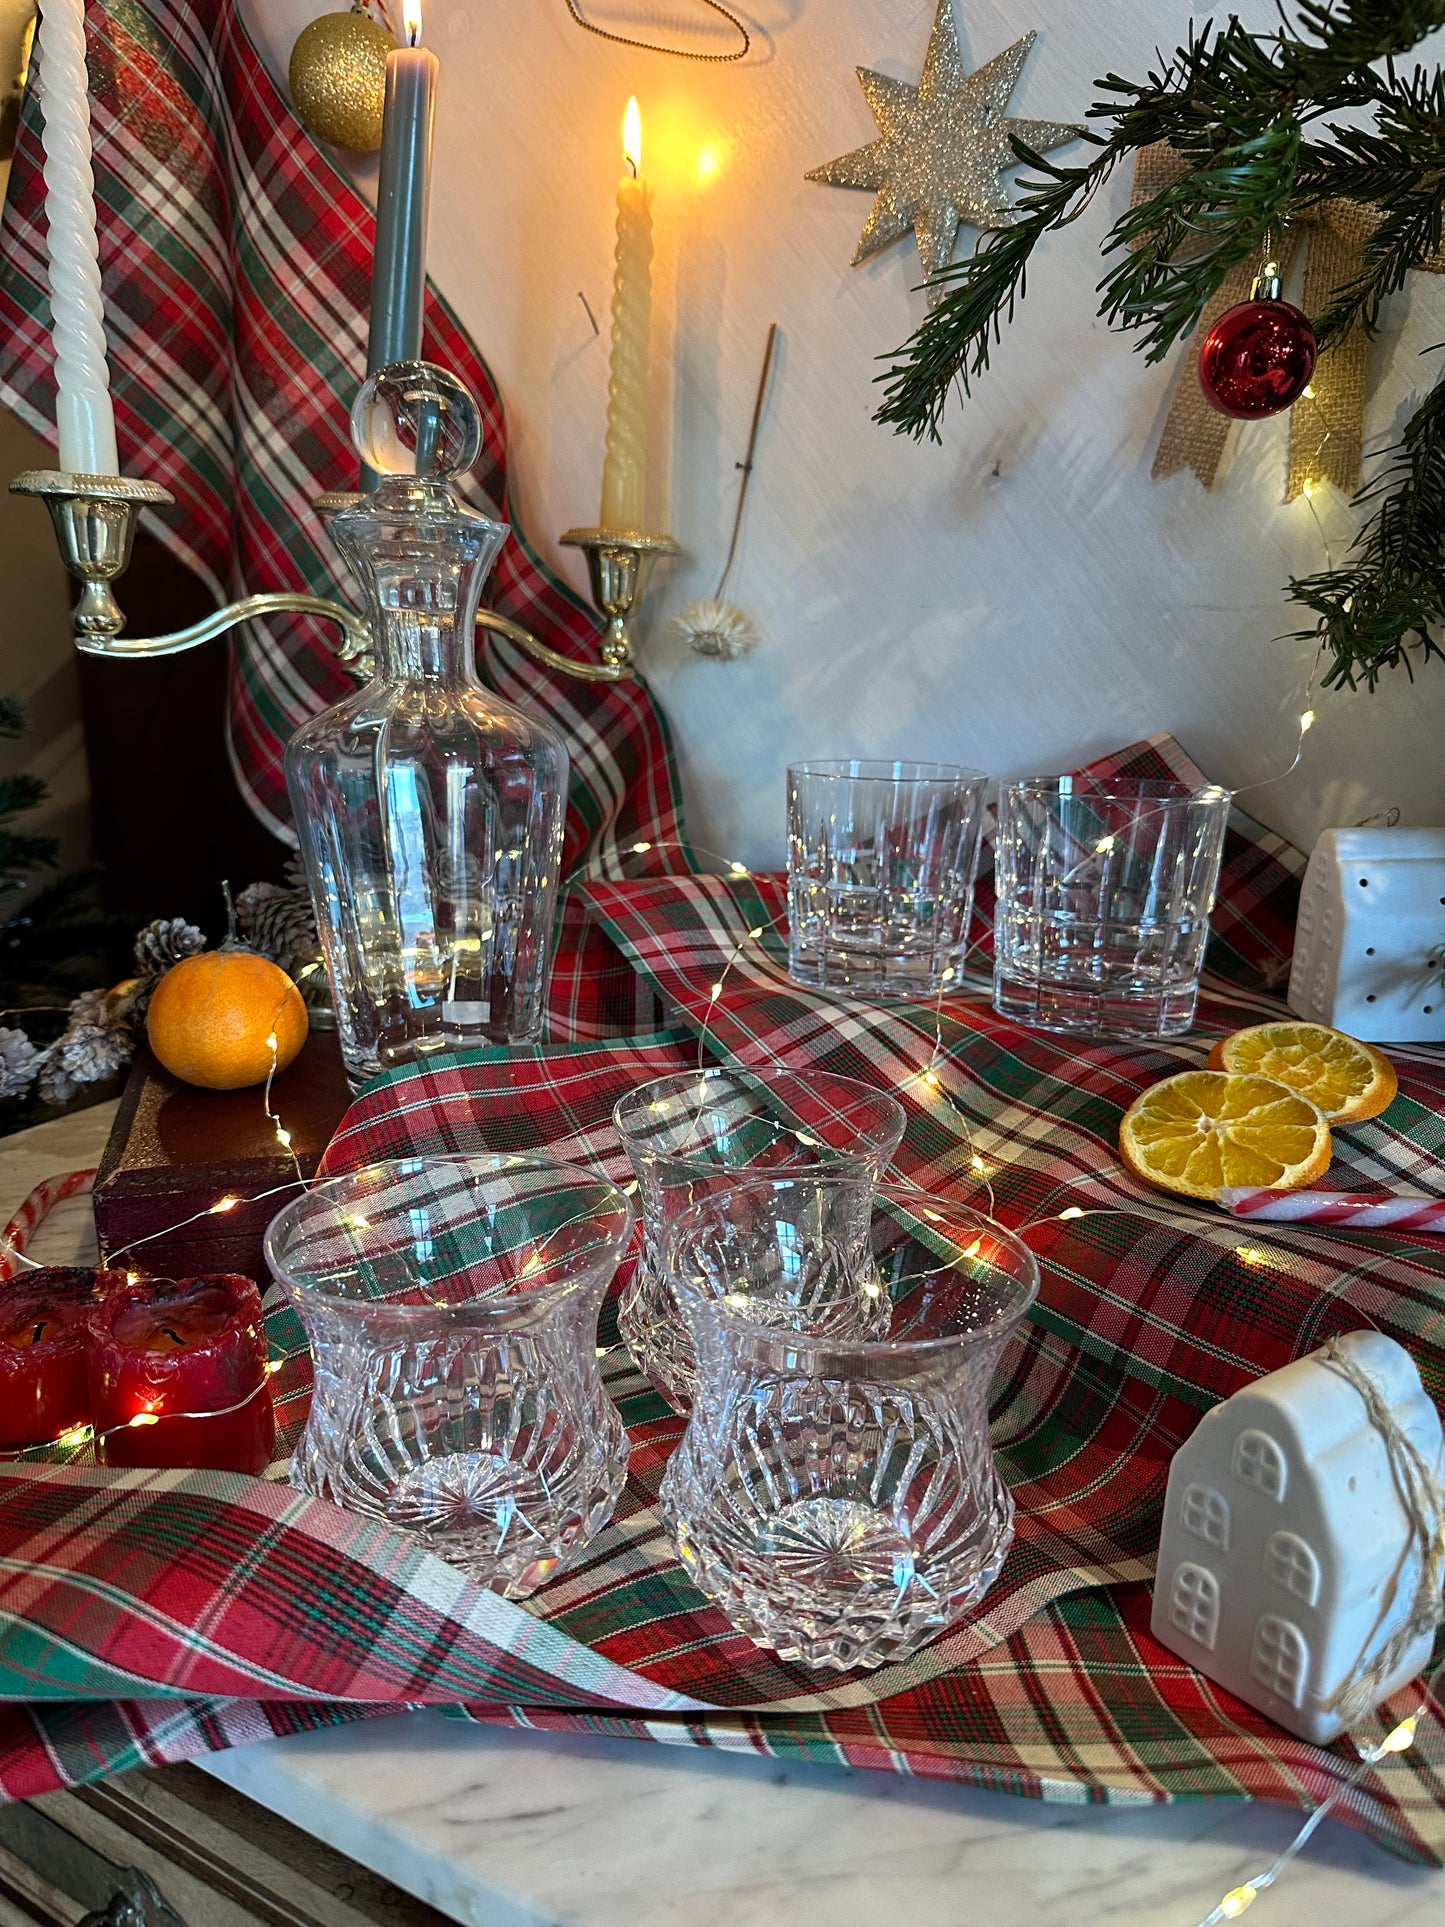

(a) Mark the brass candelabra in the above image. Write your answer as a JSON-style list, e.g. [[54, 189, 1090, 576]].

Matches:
[[10, 468, 677, 681]]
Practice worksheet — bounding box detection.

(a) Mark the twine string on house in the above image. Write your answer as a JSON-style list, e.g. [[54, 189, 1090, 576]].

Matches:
[[1321, 1338, 1445, 1728]]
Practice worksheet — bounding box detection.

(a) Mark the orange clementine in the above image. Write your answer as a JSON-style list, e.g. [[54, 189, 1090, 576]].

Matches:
[[146, 950, 308, 1091]]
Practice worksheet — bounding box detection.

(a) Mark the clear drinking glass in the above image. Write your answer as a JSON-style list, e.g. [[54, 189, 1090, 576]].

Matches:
[[993, 775, 1231, 1039], [659, 1180, 1038, 1671], [264, 1155, 632, 1598], [614, 1068, 906, 1412], [286, 363, 569, 1088], [787, 759, 989, 998]]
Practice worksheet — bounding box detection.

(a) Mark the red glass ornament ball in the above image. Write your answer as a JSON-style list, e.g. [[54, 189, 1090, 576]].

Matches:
[[1197, 297, 1317, 419]]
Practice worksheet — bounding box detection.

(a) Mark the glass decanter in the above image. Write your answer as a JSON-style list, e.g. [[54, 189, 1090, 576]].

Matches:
[[286, 363, 569, 1087]]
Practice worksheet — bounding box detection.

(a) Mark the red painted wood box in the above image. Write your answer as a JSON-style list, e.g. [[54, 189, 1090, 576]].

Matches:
[[92, 1034, 353, 1286]]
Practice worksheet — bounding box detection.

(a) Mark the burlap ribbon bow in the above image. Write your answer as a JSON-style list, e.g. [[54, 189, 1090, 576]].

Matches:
[[1133, 142, 1445, 497]]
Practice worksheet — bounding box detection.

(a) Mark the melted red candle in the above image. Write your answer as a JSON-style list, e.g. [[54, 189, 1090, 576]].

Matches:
[[87, 1274, 275, 1474], [0, 1268, 126, 1448]]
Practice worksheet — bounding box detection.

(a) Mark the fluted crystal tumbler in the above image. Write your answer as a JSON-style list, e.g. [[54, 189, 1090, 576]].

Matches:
[[993, 775, 1231, 1039], [659, 1180, 1038, 1670], [286, 364, 569, 1088], [265, 1155, 632, 1598], [614, 1068, 906, 1412], [787, 760, 988, 998]]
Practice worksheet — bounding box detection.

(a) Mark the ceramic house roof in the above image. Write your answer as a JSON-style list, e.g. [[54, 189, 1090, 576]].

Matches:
[[1184, 1332, 1442, 1566]]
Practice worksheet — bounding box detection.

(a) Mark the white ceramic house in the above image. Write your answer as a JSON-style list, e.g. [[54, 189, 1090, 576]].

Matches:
[[1288, 826, 1445, 1042], [1151, 1331, 1444, 1744]]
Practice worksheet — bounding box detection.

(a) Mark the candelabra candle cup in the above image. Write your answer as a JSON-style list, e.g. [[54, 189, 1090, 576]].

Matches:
[[87, 1274, 276, 1474], [787, 761, 989, 999], [659, 1180, 1038, 1671], [264, 1155, 633, 1598], [613, 1068, 906, 1413], [0, 1268, 125, 1449], [993, 776, 1232, 1039]]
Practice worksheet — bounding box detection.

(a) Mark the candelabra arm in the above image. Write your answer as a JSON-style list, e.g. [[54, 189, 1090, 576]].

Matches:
[[11, 469, 369, 663], [476, 609, 630, 683], [75, 591, 370, 662]]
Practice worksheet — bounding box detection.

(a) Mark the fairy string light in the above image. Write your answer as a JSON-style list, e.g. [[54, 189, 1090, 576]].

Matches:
[[625, 835, 1001, 1204], [1194, 1662, 1445, 1926]]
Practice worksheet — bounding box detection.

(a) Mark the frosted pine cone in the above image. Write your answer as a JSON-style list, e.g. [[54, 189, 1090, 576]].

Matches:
[[38, 989, 134, 1106], [134, 917, 206, 982], [0, 1027, 42, 1099], [235, 876, 321, 980]]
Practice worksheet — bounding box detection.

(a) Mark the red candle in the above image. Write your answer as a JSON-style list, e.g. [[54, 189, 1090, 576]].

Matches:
[[87, 1273, 275, 1474], [0, 1268, 125, 1448]]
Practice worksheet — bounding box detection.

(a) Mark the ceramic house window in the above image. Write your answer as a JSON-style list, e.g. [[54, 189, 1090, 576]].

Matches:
[[1232, 1428, 1287, 1500], [1181, 1482, 1230, 1549], [1251, 1614, 1308, 1706], [1168, 1563, 1221, 1650], [1264, 1531, 1321, 1606]]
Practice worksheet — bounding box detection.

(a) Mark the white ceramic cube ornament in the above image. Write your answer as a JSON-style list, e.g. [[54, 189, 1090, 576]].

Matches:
[[1152, 1331, 1443, 1744], [1288, 826, 1445, 1042]]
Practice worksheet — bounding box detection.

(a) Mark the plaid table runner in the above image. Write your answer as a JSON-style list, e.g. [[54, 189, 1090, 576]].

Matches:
[[1, 738, 1443, 1867], [0, 0, 689, 882]]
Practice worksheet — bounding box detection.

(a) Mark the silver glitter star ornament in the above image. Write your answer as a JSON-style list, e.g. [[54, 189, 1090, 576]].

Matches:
[[807, 0, 1078, 283]]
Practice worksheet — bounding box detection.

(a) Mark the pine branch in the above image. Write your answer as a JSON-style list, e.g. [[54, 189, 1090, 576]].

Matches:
[[875, 2, 1445, 440], [873, 142, 1115, 440], [1287, 356, 1445, 685]]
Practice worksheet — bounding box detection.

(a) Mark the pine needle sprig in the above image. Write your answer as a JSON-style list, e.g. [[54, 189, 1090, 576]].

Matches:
[[872, 140, 1115, 440], [1288, 351, 1445, 685]]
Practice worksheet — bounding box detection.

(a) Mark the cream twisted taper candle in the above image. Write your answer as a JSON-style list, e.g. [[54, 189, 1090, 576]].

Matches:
[[36, 0, 118, 475], [599, 97, 652, 532]]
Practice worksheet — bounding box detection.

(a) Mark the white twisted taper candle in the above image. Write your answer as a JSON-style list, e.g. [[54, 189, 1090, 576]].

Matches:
[[37, 0, 119, 475], [599, 98, 652, 531]]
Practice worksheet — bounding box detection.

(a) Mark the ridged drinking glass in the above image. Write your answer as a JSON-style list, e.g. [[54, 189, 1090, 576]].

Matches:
[[787, 760, 988, 998], [993, 775, 1231, 1038], [659, 1180, 1038, 1671], [613, 1068, 906, 1412], [264, 1155, 632, 1598]]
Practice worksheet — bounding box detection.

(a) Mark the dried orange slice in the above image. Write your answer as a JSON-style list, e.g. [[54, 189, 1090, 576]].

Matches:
[[1119, 1072, 1331, 1200], [1206, 1021, 1396, 1124]]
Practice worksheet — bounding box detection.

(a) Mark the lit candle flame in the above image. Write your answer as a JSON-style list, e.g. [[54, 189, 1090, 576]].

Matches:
[[623, 97, 642, 176], [404, 0, 423, 47]]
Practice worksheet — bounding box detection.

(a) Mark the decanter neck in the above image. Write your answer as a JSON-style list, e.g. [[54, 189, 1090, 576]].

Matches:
[[369, 572, 484, 682], [329, 481, 507, 685]]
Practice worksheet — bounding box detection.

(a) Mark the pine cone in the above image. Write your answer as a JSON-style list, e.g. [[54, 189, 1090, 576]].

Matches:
[[0, 1026, 42, 1100], [38, 989, 134, 1106], [133, 917, 206, 982], [235, 876, 321, 980]]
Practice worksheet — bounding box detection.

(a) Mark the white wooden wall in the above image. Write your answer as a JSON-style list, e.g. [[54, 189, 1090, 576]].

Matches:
[[246, 0, 1445, 869]]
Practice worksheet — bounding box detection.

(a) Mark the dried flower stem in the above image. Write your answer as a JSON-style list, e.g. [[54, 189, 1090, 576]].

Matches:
[[715, 322, 778, 601]]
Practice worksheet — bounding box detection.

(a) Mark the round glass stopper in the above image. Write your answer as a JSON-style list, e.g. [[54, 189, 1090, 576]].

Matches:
[[351, 360, 483, 480]]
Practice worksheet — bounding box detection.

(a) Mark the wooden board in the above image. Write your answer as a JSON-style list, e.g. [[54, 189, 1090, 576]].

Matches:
[[91, 1034, 352, 1285]]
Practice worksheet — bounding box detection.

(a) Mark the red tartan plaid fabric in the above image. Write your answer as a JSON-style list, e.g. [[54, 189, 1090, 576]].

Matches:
[[1, 741, 1440, 1863], [0, 0, 687, 879]]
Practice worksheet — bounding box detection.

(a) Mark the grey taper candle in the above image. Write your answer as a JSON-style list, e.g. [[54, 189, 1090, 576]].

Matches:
[[368, 19, 437, 375]]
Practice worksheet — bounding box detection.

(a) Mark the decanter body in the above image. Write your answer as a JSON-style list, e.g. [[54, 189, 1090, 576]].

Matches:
[[285, 365, 568, 1087]]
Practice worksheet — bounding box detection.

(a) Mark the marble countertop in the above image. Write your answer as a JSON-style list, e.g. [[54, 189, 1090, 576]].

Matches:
[[7, 1100, 1443, 1925]]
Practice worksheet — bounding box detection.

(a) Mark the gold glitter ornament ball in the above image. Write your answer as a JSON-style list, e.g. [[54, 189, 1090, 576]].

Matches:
[[289, 9, 393, 153]]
